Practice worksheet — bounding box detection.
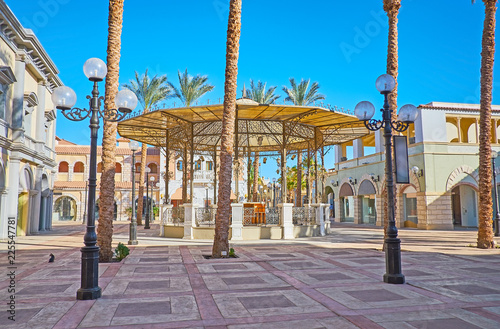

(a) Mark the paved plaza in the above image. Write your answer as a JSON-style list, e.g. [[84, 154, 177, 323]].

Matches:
[[1, 222, 500, 328]]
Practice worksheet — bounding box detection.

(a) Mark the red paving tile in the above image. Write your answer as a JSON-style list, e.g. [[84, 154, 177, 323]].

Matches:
[[2, 222, 500, 328]]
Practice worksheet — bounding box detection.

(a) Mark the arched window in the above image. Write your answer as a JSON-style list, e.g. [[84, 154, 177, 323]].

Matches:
[[115, 163, 122, 173], [73, 162, 84, 173], [59, 161, 69, 173], [97, 162, 103, 173], [177, 161, 183, 171], [135, 163, 141, 173], [54, 196, 77, 221], [149, 163, 158, 173]]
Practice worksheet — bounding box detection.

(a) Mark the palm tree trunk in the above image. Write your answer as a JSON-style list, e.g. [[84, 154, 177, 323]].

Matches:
[[477, 0, 497, 249], [212, 0, 242, 258], [136, 142, 148, 225], [97, 0, 124, 262], [297, 151, 302, 206], [252, 151, 259, 201], [383, 0, 401, 240]]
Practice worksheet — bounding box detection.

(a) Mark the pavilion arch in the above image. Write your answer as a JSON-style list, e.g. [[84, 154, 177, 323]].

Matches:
[[357, 179, 377, 225], [359, 173, 380, 194], [446, 165, 477, 191], [339, 177, 357, 195], [53, 194, 78, 221], [19, 165, 34, 192]]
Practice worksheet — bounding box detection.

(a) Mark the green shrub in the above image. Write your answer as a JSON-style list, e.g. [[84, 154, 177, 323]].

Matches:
[[229, 248, 235, 257], [115, 242, 130, 261]]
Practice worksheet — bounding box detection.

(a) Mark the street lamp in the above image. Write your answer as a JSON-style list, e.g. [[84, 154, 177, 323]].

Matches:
[[272, 178, 277, 208], [51, 57, 138, 300], [492, 150, 500, 236], [205, 186, 209, 208], [145, 167, 151, 229], [128, 140, 140, 245], [150, 175, 155, 223], [354, 73, 418, 285]]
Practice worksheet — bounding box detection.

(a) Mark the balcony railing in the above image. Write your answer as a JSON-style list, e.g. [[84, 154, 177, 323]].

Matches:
[[193, 170, 214, 181], [292, 207, 316, 225], [195, 207, 216, 226]]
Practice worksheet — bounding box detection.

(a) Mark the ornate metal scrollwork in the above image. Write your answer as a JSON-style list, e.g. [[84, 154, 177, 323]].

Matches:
[[101, 108, 128, 122], [60, 107, 91, 121], [391, 120, 409, 133], [363, 119, 384, 131]]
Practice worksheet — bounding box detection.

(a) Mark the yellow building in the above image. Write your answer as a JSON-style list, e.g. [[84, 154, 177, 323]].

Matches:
[[53, 137, 161, 221], [0, 1, 63, 238]]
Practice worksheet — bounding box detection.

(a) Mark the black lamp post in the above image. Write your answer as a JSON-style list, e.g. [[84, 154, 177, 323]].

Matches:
[[145, 167, 151, 229], [128, 141, 140, 245], [492, 150, 500, 236], [51, 58, 138, 300], [354, 74, 418, 284], [150, 176, 155, 222]]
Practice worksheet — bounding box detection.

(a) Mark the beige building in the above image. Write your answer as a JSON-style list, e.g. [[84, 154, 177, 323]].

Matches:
[[325, 102, 500, 230], [0, 1, 63, 239], [53, 137, 161, 221]]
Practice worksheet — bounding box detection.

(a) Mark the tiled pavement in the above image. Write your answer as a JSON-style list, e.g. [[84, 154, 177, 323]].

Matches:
[[1, 222, 500, 328]]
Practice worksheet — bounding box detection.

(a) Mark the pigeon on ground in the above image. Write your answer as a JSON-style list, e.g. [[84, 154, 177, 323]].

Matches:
[[48, 253, 55, 263]]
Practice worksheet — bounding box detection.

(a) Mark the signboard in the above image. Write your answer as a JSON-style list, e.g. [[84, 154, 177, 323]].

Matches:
[[393, 135, 409, 184]]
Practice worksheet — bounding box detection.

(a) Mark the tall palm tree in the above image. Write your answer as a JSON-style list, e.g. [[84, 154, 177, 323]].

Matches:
[[282, 78, 324, 206], [169, 69, 214, 106], [475, 0, 497, 249], [246, 80, 280, 104], [97, 0, 124, 262], [212, 0, 242, 258], [123, 70, 174, 225], [383, 0, 401, 242], [282, 78, 325, 106]]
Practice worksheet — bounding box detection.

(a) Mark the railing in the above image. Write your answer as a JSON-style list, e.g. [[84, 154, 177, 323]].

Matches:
[[243, 207, 254, 225], [193, 170, 215, 181], [292, 207, 316, 226], [168, 207, 184, 225], [195, 207, 216, 226], [265, 207, 280, 225]]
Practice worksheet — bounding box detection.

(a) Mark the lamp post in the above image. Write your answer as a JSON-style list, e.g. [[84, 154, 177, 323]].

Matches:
[[492, 150, 500, 236], [51, 58, 138, 300], [149, 176, 155, 223], [128, 140, 140, 245], [272, 178, 277, 208], [354, 74, 418, 284], [145, 167, 151, 229]]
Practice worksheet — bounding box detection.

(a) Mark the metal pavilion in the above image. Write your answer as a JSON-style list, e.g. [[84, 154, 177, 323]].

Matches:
[[117, 98, 368, 206]]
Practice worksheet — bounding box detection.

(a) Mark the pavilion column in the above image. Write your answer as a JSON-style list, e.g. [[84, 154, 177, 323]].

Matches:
[[246, 147, 251, 202], [314, 128, 319, 203], [190, 123, 194, 202], [165, 130, 169, 203], [281, 122, 287, 203], [234, 117, 239, 202], [182, 145, 187, 203], [321, 147, 326, 203], [296, 151, 302, 206], [306, 143, 311, 204], [12, 54, 26, 142], [213, 146, 217, 205]]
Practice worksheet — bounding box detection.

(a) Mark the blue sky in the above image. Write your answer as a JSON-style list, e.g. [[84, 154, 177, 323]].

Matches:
[[7, 0, 497, 179]]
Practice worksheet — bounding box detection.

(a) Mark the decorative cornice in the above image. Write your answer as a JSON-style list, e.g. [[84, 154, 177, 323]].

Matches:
[[0, 66, 16, 84]]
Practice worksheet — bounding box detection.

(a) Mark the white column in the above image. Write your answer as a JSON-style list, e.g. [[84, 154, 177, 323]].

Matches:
[[280, 203, 294, 239], [35, 81, 47, 152], [375, 130, 384, 153], [3, 157, 21, 239], [334, 145, 342, 164], [313, 203, 326, 236], [230, 203, 244, 240], [182, 204, 197, 239], [12, 54, 26, 141], [353, 138, 364, 158], [160, 204, 173, 236], [0, 190, 8, 238]]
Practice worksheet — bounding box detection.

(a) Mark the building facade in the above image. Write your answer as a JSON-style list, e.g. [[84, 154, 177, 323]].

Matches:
[[0, 1, 63, 239], [54, 137, 161, 221], [325, 102, 500, 230]]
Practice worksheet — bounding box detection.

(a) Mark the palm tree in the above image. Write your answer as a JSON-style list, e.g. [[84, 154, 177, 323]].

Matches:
[[123, 70, 174, 225], [212, 0, 242, 258], [97, 0, 124, 262], [382, 0, 401, 242], [282, 78, 324, 206], [246, 80, 280, 104], [282, 78, 325, 106], [169, 69, 214, 106], [475, 0, 497, 249]]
